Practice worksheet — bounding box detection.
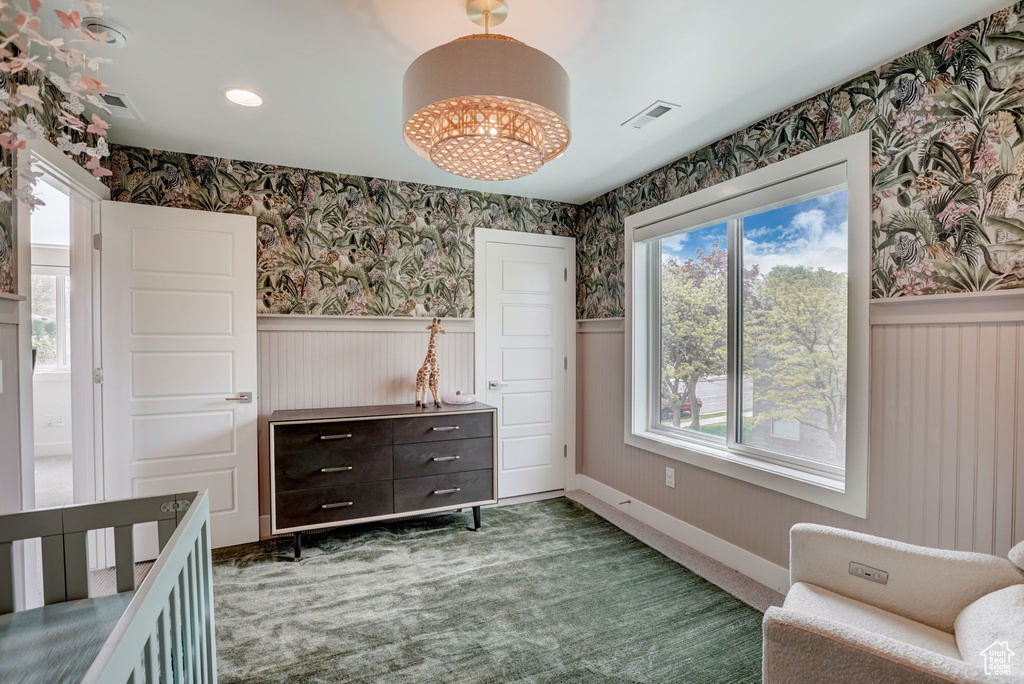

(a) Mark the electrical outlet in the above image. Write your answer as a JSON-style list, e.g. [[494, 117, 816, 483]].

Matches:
[[665, 466, 675, 488], [849, 561, 888, 584], [47, 415, 67, 428]]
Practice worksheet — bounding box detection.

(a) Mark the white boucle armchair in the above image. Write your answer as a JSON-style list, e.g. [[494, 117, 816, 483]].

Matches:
[[763, 524, 1024, 684]]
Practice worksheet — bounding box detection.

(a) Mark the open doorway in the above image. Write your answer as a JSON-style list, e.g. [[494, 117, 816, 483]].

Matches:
[[29, 178, 75, 508], [8, 139, 109, 610]]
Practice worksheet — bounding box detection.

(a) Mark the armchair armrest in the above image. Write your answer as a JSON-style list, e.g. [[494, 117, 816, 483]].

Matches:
[[763, 607, 1009, 684], [789, 524, 1023, 632]]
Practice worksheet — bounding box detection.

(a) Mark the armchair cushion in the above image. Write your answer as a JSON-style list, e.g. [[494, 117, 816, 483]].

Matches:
[[955, 584, 1024, 665], [790, 523, 1024, 632], [785, 582, 961, 659], [1010, 541, 1024, 571]]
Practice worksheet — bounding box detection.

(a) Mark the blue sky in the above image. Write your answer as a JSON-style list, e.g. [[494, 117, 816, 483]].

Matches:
[[661, 189, 849, 274]]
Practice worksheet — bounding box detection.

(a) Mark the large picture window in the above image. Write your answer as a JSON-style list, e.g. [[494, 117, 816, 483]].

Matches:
[[626, 132, 870, 516]]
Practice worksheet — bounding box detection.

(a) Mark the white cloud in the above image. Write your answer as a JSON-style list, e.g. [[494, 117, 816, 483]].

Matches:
[[744, 208, 849, 274], [662, 232, 690, 251]]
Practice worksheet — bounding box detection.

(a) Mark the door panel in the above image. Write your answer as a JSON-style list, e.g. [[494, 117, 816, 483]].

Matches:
[[484, 241, 568, 497], [101, 201, 258, 554]]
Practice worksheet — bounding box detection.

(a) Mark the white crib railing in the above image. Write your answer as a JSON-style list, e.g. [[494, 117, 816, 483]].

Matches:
[[82, 490, 217, 684]]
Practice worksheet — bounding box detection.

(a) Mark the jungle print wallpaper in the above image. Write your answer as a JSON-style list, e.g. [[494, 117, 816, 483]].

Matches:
[[576, 2, 1024, 318], [0, 70, 101, 294], [6, 3, 1024, 320], [104, 146, 576, 317]]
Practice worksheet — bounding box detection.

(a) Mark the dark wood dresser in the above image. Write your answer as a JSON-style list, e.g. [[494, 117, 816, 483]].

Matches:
[[269, 402, 497, 559]]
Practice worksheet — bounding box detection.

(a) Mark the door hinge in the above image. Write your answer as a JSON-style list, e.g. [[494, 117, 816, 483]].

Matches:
[[564, 267, 568, 282], [93, 233, 102, 251], [564, 444, 568, 458], [564, 356, 568, 370], [93, 367, 103, 384], [159, 499, 191, 514]]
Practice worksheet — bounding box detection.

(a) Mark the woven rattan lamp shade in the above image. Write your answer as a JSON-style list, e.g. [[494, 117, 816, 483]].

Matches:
[[403, 34, 571, 181]]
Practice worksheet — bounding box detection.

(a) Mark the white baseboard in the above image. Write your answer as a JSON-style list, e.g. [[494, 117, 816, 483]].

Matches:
[[578, 475, 790, 594]]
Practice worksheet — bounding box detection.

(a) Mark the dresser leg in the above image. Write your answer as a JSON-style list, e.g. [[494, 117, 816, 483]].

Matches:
[[472, 506, 481, 531], [293, 532, 302, 562]]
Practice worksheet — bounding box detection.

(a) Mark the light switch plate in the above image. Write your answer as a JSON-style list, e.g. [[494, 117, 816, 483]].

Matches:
[[849, 561, 888, 584]]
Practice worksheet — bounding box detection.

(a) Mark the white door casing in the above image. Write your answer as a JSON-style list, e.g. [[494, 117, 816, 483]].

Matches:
[[101, 201, 258, 553], [474, 229, 576, 498]]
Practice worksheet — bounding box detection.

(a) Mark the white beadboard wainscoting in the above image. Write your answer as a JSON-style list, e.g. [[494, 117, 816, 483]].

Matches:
[[256, 316, 476, 531], [576, 295, 1024, 575], [0, 323, 22, 514]]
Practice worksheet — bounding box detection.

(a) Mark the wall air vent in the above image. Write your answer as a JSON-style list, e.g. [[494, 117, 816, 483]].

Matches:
[[622, 100, 680, 129], [100, 91, 143, 121]]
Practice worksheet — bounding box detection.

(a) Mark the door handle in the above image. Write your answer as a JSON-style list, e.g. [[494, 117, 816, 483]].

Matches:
[[225, 392, 253, 404], [488, 381, 509, 389]]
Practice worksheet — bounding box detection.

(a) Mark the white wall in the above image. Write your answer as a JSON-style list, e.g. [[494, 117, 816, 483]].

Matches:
[[255, 318, 476, 528], [31, 371, 72, 457], [0, 323, 21, 514]]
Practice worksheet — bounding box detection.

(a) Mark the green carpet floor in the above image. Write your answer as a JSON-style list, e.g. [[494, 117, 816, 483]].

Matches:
[[211, 498, 764, 683]]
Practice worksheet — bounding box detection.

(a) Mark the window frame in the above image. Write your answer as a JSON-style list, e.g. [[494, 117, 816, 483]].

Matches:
[[624, 131, 870, 517]]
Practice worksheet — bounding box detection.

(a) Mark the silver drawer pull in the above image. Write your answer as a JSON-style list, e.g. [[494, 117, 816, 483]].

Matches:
[[321, 501, 354, 509], [320, 466, 354, 473], [432, 488, 461, 495], [431, 426, 460, 432], [320, 433, 353, 441], [431, 455, 460, 462]]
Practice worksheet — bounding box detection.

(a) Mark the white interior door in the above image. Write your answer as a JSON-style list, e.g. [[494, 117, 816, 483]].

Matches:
[[479, 231, 572, 498], [101, 201, 258, 553]]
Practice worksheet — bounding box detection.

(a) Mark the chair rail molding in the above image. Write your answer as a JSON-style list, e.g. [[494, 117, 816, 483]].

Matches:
[[576, 291, 1024, 333], [258, 315, 475, 333], [870, 289, 1024, 325]]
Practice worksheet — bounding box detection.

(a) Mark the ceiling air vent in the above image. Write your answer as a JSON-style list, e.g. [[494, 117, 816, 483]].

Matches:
[[622, 100, 680, 130], [101, 92, 143, 121]]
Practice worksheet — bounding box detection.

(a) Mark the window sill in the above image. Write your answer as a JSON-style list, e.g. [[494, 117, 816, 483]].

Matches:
[[33, 369, 71, 382], [626, 428, 866, 518]]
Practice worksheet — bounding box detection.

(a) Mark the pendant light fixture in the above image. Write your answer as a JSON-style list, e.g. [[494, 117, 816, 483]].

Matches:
[[403, 0, 571, 182]]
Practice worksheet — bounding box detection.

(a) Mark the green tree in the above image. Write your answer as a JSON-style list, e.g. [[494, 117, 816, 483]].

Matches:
[[660, 245, 728, 429], [745, 266, 848, 456]]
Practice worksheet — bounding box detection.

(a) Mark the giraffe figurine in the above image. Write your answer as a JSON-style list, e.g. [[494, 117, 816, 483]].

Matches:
[[415, 318, 445, 408]]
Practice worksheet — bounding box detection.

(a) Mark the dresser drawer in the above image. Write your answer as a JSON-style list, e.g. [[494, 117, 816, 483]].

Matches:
[[276, 481, 393, 530], [393, 438, 492, 479], [275, 445, 393, 493], [273, 419, 392, 453], [393, 470, 493, 514], [392, 412, 493, 444]]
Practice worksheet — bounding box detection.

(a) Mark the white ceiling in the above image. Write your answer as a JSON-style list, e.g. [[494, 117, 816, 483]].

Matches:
[[95, 0, 1010, 205]]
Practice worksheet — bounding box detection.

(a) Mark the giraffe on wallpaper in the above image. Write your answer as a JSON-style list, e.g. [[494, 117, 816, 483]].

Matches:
[[415, 318, 445, 408]]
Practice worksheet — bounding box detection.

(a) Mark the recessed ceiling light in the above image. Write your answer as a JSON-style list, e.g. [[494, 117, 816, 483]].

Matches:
[[224, 88, 263, 107]]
